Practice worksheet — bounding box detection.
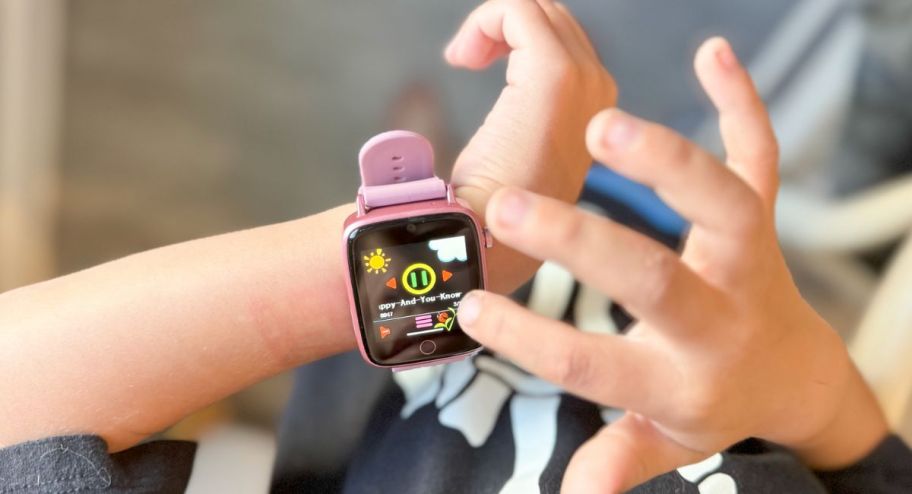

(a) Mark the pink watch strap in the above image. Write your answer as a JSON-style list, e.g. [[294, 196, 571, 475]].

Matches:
[[358, 130, 447, 209], [358, 130, 473, 372]]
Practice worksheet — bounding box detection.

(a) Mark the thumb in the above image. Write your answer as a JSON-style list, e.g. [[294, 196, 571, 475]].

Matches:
[[562, 413, 707, 493]]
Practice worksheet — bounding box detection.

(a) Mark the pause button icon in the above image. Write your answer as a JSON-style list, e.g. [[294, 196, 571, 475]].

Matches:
[[402, 263, 437, 295]]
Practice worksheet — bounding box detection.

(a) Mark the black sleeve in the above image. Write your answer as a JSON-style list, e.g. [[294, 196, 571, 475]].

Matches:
[[0, 435, 196, 493], [815, 435, 912, 494]]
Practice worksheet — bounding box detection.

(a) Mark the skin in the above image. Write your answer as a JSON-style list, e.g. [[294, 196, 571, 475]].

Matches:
[[457, 37, 890, 493], [0, 0, 614, 452]]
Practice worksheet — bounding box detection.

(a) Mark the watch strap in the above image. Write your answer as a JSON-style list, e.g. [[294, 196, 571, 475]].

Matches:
[[358, 130, 447, 209]]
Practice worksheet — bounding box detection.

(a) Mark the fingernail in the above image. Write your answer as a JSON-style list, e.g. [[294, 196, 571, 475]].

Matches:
[[494, 188, 531, 229], [457, 291, 483, 327], [602, 110, 639, 150], [716, 40, 739, 70]]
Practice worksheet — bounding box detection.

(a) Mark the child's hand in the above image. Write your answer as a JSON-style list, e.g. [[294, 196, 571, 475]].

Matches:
[[444, 0, 616, 292], [445, 0, 616, 291], [456, 37, 889, 492]]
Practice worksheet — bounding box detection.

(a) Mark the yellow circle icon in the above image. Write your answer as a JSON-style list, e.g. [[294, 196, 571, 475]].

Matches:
[[401, 263, 437, 295], [363, 248, 391, 274], [368, 255, 386, 270]]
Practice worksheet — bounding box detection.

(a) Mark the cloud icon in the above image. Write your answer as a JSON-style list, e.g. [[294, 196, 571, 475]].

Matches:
[[428, 236, 468, 263]]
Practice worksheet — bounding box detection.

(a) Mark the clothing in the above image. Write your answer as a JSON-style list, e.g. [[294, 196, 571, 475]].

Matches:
[[2, 417, 911, 493], [0, 436, 194, 494], [341, 373, 912, 494]]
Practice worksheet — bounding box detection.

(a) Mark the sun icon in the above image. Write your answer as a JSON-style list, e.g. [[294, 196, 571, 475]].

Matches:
[[363, 248, 391, 274]]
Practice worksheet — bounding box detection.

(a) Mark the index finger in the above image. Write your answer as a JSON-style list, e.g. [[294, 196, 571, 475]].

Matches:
[[586, 108, 766, 238], [484, 187, 725, 336], [457, 290, 671, 415], [445, 0, 568, 71]]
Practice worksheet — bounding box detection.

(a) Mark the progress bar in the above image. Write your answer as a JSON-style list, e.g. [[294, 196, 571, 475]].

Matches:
[[406, 327, 445, 337]]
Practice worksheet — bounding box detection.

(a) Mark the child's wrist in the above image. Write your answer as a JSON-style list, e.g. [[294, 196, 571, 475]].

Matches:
[[788, 364, 890, 470]]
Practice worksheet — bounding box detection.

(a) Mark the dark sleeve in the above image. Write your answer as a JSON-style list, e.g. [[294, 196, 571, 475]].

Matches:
[[0, 435, 196, 493], [815, 435, 912, 494]]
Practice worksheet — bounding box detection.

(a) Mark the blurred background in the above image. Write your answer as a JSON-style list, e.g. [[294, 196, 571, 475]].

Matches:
[[1, 0, 911, 492]]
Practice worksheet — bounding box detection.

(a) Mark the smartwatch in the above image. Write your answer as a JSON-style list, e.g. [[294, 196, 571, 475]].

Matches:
[[342, 130, 492, 371]]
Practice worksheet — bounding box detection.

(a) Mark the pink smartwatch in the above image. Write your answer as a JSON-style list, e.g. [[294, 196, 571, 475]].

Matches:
[[342, 130, 491, 371]]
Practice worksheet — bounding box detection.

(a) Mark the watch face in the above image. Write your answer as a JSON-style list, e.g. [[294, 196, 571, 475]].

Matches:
[[347, 213, 484, 366]]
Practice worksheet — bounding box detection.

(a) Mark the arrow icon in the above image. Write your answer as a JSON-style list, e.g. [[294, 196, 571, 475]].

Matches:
[[386, 277, 397, 289], [442, 270, 453, 282]]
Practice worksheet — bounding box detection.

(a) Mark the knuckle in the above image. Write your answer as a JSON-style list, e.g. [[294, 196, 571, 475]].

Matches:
[[479, 295, 510, 341], [754, 140, 780, 167], [635, 249, 679, 311], [551, 207, 587, 247], [577, 66, 614, 106], [548, 341, 594, 388], [735, 144, 779, 172], [548, 57, 583, 88], [496, 0, 549, 25], [665, 134, 697, 169], [730, 191, 767, 235], [679, 384, 722, 425], [507, 0, 549, 23], [576, 62, 601, 87]]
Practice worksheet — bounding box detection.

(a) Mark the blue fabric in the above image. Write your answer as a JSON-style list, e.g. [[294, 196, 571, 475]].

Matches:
[[583, 165, 688, 237]]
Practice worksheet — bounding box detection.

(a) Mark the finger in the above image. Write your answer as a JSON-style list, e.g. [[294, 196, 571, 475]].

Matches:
[[562, 413, 707, 493], [485, 187, 725, 333], [544, 2, 616, 108], [553, 2, 599, 61], [535, 0, 593, 63], [695, 37, 780, 209], [444, 0, 566, 71], [458, 291, 670, 414], [586, 108, 766, 237]]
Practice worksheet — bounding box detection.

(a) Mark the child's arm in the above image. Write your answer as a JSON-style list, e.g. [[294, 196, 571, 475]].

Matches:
[[0, 0, 615, 453], [457, 37, 891, 492]]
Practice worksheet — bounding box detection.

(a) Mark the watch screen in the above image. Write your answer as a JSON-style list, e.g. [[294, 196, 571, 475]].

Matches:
[[347, 213, 484, 366]]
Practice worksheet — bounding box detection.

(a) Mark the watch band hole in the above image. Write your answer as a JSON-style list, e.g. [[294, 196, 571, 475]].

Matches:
[[391, 155, 403, 161], [393, 176, 406, 182], [392, 165, 405, 172]]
